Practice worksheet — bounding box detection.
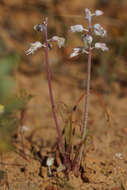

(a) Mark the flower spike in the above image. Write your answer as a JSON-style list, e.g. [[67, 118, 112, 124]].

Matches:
[[69, 8, 109, 172]]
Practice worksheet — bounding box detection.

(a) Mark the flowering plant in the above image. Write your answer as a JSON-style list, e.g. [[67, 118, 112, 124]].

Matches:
[[70, 9, 108, 58], [25, 9, 109, 175], [70, 8, 108, 172], [26, 18, 69, 169], [25, 23, 65, 55]]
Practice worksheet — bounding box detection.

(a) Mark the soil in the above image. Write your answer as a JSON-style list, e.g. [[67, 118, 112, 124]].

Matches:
[[0, 0, 127, 189]]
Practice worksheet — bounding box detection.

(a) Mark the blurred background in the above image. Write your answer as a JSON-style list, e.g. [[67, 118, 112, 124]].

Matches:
[[0, 0, 127, 139]]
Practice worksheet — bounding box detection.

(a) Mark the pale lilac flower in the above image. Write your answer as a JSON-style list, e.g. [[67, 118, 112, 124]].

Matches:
[[70, 25, 85, 32], [25, 41, 45, 55], [95, 42, 109, 51], [94, 24, 107, 37], [51, 36, 65, 48], [94, 10, 103, 16], [70, 47, 88, 58], [82, 34, 93, 48]]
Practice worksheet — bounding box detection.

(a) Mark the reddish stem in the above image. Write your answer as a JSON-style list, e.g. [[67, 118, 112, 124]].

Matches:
[[78, 47, 92, 165], [43, 18, 68, 167], [74, 19, 92, 172]]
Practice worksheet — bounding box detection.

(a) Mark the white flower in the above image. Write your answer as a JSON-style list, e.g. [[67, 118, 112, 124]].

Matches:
[[85, 8, 92, 21], [95, 43, 109, 51], [94, 24, 107, 37], [115, 153, 123, 160], [46, 157, 54, 167], [95, 10, 103, 16], [51, 36, 65, 48], [46, 157, 54, 176], [70, 25, 85, 32], [25, 41, 45, 55], [82, 34, 93, 48], [70, 47, 88, 58]]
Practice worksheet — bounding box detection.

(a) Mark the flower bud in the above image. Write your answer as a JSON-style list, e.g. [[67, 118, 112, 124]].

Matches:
[[85, 8, 92, 21], [82, 34, 93, 48], [34, 24, 44, 32]]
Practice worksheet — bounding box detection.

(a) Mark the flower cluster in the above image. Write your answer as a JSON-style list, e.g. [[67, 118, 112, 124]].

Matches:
[[25, 24, 65, 55], [70, 8, 108, 57]]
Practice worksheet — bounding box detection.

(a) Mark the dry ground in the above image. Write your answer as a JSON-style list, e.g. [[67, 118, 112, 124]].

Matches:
[[0, 0, 127, 189]]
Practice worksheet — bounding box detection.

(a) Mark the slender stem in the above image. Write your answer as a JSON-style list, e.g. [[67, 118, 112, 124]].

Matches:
[[72, 47, 92, 174], [78, 47, 92, 165], [78, 18, 92, 168], [43, 18, 67, 166], [82, 48, 92, 140]]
